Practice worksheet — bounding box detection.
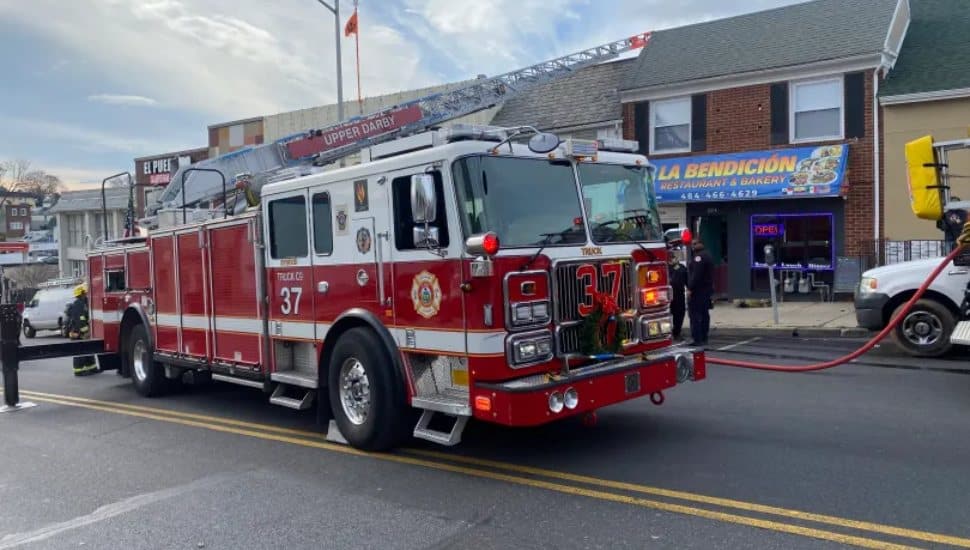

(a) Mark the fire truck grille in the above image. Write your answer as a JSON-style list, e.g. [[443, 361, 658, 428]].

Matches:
[[556, 317, 637, 356], [554, 261, 634, 324]]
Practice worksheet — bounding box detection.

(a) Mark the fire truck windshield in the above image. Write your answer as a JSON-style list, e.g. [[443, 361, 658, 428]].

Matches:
[[453, 155, 586, 248], [578, 163, 663, 244], [453, 155, 662, 249]]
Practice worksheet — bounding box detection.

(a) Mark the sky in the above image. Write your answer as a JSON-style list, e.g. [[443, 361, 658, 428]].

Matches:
[[0, 0, 806, 189]]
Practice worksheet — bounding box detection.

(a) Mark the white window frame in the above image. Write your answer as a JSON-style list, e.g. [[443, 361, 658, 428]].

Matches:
[[789, 76, 844, 144], [649, 96, 692, 155]]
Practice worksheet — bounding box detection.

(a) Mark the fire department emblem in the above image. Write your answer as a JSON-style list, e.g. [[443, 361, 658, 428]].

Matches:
[[335, 207, 348, 234], [410, 271, 442, 319], [356, 227, 372, 254]]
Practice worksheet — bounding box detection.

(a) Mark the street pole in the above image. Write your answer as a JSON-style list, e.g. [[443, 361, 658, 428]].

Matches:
[[316, 0, 344, 125]]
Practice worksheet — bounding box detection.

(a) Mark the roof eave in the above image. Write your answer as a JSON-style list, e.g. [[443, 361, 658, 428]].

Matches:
[[880, 87, 970, 106], [620, 53, 884, 103]]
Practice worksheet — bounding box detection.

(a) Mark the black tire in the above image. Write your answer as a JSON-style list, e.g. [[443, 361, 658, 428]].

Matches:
[[127, 324, 165, 397], [327, 328, 408, 451], [891, 299, 955, 357], [23, 322, 35, 339]]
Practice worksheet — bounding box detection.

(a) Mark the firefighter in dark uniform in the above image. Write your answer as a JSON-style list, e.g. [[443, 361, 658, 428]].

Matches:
[[66, 284, 98, 376], [686, 239, 714, 346], [668, 250, 687, 341]]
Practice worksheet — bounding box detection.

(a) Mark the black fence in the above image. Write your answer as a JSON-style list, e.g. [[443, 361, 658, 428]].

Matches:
[[856, 239, 953, 271]]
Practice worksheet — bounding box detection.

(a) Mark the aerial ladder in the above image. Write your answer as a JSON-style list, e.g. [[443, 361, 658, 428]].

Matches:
[[150, 32, 652, 222]]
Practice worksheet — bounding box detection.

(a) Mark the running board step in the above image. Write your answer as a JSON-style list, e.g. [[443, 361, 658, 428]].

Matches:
[[951, 321, 970, 345], [269, 384, 316, 410], [412, 410, 469, 446]]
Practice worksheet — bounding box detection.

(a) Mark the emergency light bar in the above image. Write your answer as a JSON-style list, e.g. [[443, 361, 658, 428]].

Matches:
[[596, 138, 640, 153], [441, 124, 509, 143], [562, 139, 599, 159]]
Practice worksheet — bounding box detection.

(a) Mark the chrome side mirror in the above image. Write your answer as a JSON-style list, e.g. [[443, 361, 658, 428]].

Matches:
[[410, 174, 436, 224]]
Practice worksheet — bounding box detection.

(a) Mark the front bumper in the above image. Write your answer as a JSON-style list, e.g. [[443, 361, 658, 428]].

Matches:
[[472, 347, 705, 426], [854, 291, 890, 330]]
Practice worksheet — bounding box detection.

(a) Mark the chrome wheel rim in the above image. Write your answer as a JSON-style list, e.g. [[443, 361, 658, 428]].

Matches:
[[133, 339, 148, 381], [339, 357, 370, 426], [901, 310, 943, 347]]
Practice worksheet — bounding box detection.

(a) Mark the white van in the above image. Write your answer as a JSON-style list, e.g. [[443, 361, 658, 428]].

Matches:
[[22, 285, 76, 338]]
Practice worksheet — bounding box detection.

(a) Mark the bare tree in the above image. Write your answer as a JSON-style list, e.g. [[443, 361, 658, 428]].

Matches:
[[6, 264, 58, 289], [0, 159, 65, 200]]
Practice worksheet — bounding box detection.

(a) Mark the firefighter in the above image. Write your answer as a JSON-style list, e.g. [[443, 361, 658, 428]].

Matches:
[[668, 250, 687, 341], [686, 239, 714, 346], [66, 284, 98, 376]]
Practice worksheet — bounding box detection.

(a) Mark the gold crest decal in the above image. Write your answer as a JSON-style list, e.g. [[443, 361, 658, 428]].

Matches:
[[411, 271, 442, 319]]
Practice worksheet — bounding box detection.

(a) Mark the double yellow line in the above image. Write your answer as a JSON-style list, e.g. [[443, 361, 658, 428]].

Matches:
[[17, 389, 970, 549]]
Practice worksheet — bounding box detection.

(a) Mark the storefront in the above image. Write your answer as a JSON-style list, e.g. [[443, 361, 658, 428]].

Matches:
[[653, 144, 849, 299]]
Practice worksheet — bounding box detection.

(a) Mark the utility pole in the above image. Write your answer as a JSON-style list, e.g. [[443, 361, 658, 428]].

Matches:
[[315, 0, 345, 125]]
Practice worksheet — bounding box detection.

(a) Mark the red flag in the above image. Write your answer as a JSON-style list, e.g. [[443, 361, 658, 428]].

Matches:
[[344, 10, 358, 36]]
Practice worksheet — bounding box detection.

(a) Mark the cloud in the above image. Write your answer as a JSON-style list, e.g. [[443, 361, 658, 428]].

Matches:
[[87, 94, 159, 107], [34, 165, 127, 189], [0, 0, 439, 122], [0, 116, 183, 155]]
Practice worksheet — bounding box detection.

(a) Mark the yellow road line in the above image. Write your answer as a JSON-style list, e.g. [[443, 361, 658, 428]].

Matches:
[[405, 449, 970, 549], [15, 393, 920, 549], [20, 390, 969, 549]]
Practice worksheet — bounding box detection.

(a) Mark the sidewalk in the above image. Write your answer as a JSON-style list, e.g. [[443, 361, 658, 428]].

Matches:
[[703, 299, 868, 338]]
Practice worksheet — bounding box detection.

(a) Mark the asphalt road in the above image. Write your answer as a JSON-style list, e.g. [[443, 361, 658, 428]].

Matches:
[[2, 333, 970, 549]]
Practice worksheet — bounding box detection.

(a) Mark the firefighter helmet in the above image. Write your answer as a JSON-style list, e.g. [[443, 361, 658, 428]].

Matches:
[[74, 284, 87, 298]]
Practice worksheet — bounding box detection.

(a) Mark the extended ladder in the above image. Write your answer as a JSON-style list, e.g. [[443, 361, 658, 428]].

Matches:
[[157, 32, 651, 212]]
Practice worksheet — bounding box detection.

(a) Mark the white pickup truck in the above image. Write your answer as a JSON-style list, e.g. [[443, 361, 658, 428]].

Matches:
[[854, 257, 967, 357]]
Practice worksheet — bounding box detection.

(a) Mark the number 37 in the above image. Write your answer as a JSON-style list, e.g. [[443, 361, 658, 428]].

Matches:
[[280, 287, 303, 315]]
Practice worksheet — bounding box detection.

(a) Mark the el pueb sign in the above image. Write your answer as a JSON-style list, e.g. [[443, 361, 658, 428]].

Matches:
[[652, 144, 849, 203]]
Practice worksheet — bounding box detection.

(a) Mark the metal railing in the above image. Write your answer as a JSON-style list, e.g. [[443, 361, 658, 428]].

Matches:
[[857, 239, 953, 270]]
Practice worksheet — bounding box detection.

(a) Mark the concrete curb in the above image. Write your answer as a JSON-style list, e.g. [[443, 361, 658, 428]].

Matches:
[[710, 326, 871, 339]]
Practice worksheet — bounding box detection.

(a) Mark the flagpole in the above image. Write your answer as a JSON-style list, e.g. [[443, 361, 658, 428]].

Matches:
[[355, 1, 362, 115]]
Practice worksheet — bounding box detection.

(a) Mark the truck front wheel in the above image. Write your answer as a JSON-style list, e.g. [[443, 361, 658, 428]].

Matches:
[[128, 324, 165, 397], [327, 327, 408, 451], [891, 299, 955, 357]]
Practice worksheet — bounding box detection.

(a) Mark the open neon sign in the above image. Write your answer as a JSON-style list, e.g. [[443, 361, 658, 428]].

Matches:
[[752, 223, 784, 237]]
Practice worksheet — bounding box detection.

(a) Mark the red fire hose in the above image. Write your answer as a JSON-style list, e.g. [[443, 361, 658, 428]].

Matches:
[[707, 244, 967, 372]]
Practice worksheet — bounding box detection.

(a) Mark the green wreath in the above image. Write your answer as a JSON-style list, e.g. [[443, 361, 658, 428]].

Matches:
[[579, 291, 629, 356]]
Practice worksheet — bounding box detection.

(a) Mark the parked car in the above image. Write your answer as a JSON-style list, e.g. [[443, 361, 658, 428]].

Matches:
[[21, 285, 75, 338], [854, 257, 967, 357]]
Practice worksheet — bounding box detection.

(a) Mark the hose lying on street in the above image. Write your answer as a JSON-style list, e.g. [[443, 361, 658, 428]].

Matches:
[[706, 242, 968, 372]]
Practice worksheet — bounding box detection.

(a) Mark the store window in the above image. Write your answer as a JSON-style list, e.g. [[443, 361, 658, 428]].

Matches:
[[750, 213, 834, 293], [650, 97, 691, 154], [790, 77, 843, 142]]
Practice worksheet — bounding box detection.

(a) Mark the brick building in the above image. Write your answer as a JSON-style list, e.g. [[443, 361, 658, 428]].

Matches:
[[134, 147, 209, 215], [3, 201, 33, 238], [620, 0, 910, 299]]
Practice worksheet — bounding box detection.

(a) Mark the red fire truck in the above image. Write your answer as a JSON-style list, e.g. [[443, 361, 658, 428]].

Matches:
[[84, 35, 705, 451]]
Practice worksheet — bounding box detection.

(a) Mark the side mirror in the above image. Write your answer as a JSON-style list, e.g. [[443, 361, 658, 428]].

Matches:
[[410, 174, 436, 224], [528, 132, 561, 154]]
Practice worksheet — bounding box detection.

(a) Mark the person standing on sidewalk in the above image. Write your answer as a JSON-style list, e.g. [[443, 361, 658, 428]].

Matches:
[[687, 239, 714, 346], [668, 251, 687, 341]]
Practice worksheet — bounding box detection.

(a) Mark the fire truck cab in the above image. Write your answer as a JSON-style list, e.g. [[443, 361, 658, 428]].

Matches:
[[88, 124, 705, 451]]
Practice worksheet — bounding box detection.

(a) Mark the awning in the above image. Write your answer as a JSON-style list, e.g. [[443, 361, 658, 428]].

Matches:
[[652, 144, 849, 203]]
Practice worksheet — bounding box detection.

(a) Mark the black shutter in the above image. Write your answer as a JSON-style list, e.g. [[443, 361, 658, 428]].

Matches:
[[844, 72, 866, 139], [691, 94, 707, 152], [770, 83, 788, 145], [634, 101, 650, 155]]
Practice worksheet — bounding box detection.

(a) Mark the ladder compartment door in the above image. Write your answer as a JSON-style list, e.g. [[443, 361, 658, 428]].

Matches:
[[151, 234, 180, 355], [209, 219, 264, 369], [176, 229, 211, 361]]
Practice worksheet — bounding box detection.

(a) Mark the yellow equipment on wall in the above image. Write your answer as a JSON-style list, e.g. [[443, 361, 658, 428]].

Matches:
[[905, 135, 944, 221]]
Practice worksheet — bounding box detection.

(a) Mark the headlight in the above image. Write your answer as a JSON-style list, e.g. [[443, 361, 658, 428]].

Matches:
[[640, 315, 673, 341], [509, 332, 554, 366], [510, 301, 551, 327], [858, 277, 877, 293]]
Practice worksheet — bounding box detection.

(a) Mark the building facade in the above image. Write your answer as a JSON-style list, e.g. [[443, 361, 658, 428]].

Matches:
[[3, 201, 32, 238], [49, 188, 130, 278], [621, 0, 909, 299], [878, 0, 970, 242]]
